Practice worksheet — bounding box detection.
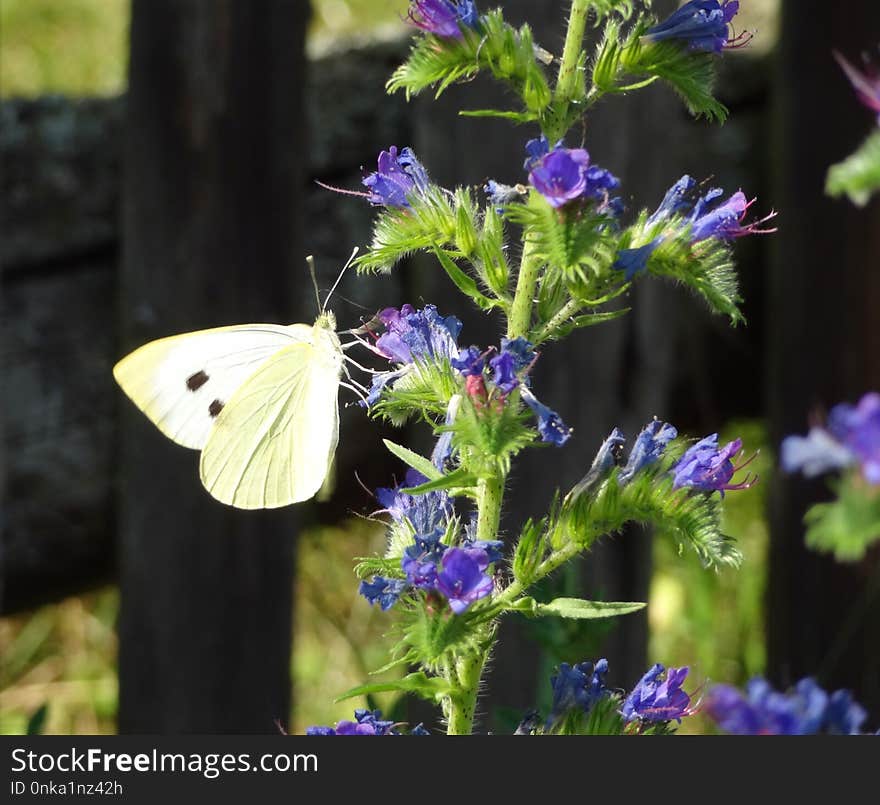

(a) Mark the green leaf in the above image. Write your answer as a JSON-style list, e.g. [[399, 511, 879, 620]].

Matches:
[[26, 704, 49, 735], [459, 108, 539, 122], [533, 597, 646, 619], [402, 467, 481, 495], [431, 245, 498, 311], [803, 474, 880, 562], [335, 672, 452, 704], [382, 440, 443, 481], [826, 129, 880, 207]]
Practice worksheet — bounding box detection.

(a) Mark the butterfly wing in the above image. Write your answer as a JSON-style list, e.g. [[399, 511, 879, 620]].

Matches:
[[113, 324, 312, 450], [198, 324, 343, 509]]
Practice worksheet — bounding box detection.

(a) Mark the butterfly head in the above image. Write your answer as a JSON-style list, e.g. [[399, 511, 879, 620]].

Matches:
[[315, 310, 337, 332]]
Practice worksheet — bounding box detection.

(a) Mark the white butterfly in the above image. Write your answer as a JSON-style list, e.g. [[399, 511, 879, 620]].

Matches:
[[113, 258, 361, 510]]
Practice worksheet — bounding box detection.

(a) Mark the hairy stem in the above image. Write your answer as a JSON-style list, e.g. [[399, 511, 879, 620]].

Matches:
[[507, 237, 542, 339], [445, 653, 485, 735], [555, 0, 590, 104], [534, 298, 582, 342], [475, 473, 505, 542]]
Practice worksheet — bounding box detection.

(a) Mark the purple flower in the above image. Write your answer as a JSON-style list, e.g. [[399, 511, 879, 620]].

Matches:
[[451, 345, 486, 376], [621, 664, 695, 724], [619, 420, 678, 485], [407, 0, 479, 39], [402, 555, 440, 590], [307, 709, 397, 736], [366, 304, 462, 405], [834, 51, 880, 124], [461, 538, 504, 565], [782, 392, 880, 485], [689, 189, 777, 242], [435, 547, 494, 613], [671, 433, 757, 496], [549, 658, 610, 722], [376, 468, 453, 545], [528, 146, 591, 208], [827, 392, 880, 484], [362, 146, 430, 208], [520, 386, 572, 446], [705, 677, 868, 735], [359, 576, 407, 611], [643, 1, 749, 54]]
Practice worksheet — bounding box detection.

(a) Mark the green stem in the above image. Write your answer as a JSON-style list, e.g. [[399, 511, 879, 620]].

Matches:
[[445, 653, 485, 735], [475, 473, 505, 542], [555, 0, 590, 104], [534, 298, 582, 342], [498, 540, 582, 606], [506, 237, 542, 340]]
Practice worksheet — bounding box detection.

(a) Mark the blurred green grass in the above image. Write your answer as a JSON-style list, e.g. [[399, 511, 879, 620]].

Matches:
[[0, 0, 408, 98]]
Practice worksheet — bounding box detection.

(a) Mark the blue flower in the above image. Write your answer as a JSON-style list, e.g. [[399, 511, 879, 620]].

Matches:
[[781, 392, 880, 485], [570, 428, 627, 496], [706, 677, 871, 735], [431, 394, 462, 469], [435, 547, 494, 614], [612, 239, 662, 281], [462, 538, 504, 565], [359, 576, 407, 611], [528, 146, 591, 208], [688, 189, 777, 242], [451, 345, 486, 376], [671, 433, 756, 496], [366, 304, 462, 406], [376, 468, 453, 547], [549, 658, 610, 723], [827, 392, 880, 484], [619, 420, 678, 485], [484, 179, 526, 212], [648, 175, 698, 224], [362, 146, 430, 207], [523, 135, 553, 171], [621, 664, 694, 724], [643, 1, 747, 54], [307, 709, 398, 736], [520, 386, 572, 446], [824, 690, 869, 735], [407, 0, 479, 39]]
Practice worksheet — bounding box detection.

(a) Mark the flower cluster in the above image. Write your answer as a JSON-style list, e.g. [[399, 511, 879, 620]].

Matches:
[[540, 658, 697, 732], [362, 304, 462, 405], [781, 392, 880, 485], [406, 0, 479, 39], [615, 175, 776, 280], [706, 676, 872, 735], [452, 336, 571, 445], [835, 51, 880, 125], [307, 708, 429, 736], [360, 471, 500, 615], [643, 0, 749, 54], [522, 136, 623, 214]]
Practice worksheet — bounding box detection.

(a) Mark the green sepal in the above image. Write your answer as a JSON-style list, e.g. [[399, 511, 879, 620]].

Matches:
[[353, 556, 406, 581], [459, 108, 539, 122], [826, 128, 880, 207], [334, 672, 453, 704], [382, 439, 443, 481]]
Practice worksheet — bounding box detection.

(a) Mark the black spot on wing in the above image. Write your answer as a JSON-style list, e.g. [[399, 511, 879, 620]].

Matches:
[[186, 370, 210, 391], [209, 399, 225, 418]]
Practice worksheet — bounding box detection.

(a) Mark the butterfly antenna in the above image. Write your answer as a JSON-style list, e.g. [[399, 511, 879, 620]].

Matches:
[[322, 246, 359, 314], [306, 255, 321, 315]]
